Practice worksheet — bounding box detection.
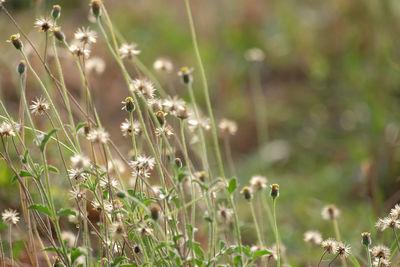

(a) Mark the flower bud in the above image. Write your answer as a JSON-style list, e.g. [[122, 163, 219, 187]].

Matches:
[[156, 111, 165, 125], [134, 245, 141, 254], [90, 0, 102, 18], [51, 5, 61, 20], [270, 184, 280, 199], [178, 66, 194, 85], [116, 191, 125, 199], [17, 60, 26, 75], [123, 97, 135, 112], [240, 186, 253, 201], [9, 34, 23, 50], [175, 157, 183, 168], [52, 27, 65, 42], [361, 232, 371, 246]]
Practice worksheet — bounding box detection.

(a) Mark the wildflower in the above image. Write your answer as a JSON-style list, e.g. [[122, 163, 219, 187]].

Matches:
[[51, 5, 61, 20], [89, 0, 102, 18], [74, 27, 97, 45], [218, 119, 238, 135], [244, 47, 265, 62], [148, 98, 163, 112], [373, 258, 390, 267], [303, 230, 323, 245], [151, 186, 166, 200], [361, 232, 372, 246], [155, 125, 174, 138], [121, 97, 135, 112], [119, 43, 141, 59], [69, 187, 86, 201], [0, 122, 15, 137], [68, 169, 88, 184], [7, 33, 23, 50], [111, 222, 125, 241], [99, 177, 119, 189], [129, 155, 156, 179], [390, 204, 400, 219], [370, 245, 390, 260], [120, 119, 142, 137], [153, 57, 173, 73], [52, 27, 65, 42], [375, 216, 400, 231], [2, 209, 19, 225], [69, 43, 91, 58], [30, 96, 50, 116], [321, 238, 338, 254], [70, 154, 91, 169], [17, 60, 26, 75], [87, 128, 109, 144], [130, 79, 156, 99], [176, 105, 189, 120], [34, 17, 53, 32], [85, 57, 105, 75], [270, 184, 280, 198], [61, 231, 76, 247], [321, 204, 340, 220], [240, 186, 253, 200], [336, 242, 351, 257], [217, 204, 233, 224], [92, 200, 113, 214], [163, 96, 186, 116], [177, 66, 194, 84], [250, 175, 267, 191]]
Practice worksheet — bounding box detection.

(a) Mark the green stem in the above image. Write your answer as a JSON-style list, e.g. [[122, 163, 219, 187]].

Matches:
[[250, 200, 263, 247], [272, 198, 280, 267], [366, 245, 372, 267], [129, 111, 138, 160]]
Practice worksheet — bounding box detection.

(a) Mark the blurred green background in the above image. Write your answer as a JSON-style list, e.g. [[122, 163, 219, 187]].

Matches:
[[1, 0, 400, 265]]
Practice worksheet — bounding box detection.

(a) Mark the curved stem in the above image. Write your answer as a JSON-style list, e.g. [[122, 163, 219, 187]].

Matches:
[[328, 254, 340, 267], [317, 250, 327, 267]]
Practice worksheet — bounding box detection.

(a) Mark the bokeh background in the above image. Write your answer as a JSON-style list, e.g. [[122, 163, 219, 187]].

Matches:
[[1, 0, 400, 265]]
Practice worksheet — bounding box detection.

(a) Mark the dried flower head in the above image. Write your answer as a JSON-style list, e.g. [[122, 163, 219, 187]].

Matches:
[[70, 154, 91, 169], [178, 66, 194, 84], [69, 187, 86, 201], [30, 96, 50, 116], [129, 155, 156, 179], [217, 204, 233, 224], [69, 43, 91, 58], [68, 169, 88, 185], [85, 57, 105, 74], [244, 47, 265, 62], [188, 117, 211, 132], [87, 128, 109, 144], [373, 258, 390, 267], [120, 119, 142, 137], [0, 122, 16, 137], [34, 17, 53, 32], [2, 209, 19, 225], [370, 245, 390, 260], [111, 222, 125, 241], [153, 57, 173, 73], [390, 204, 400, 219], [336, 242, 351, 257], [74, 27, 97, 45], [218, 119, 238, 136], [321, 204, 340, 220], [250, 175, 267, 191], [137, 226, 153, 237], [130, 79, 156, 99], [304, 230, 323, 245], [321, 238, 338, 254], [240, 186, 253, 200], [119, 43, 141, 59], [163, 96, 186, 116], [150, 206, 161, 221], [155, 125, 174, 138], [375, 216, 400, 231]]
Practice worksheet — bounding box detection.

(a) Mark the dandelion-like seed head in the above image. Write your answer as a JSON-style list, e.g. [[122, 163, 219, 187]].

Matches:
[[177, 66, 194, 84], [155, 125, 174, 138], [217, 204, 233, 224], [2, 209, 19, 225], [321, 204, 340, 220], [69, 43, 91, 58], [130, 79, 156, 99], [373, 258, 390, 267], [390, 204, 400, 219], [68, 169, 88, 185], [250, 175, 267, 191], [70, 154, 91, 169], [85, 57, 105, 75], [375, 216, 400, 232], [111, 222, 125, 241], [74, 27, 97, 45], [30, 96, 50, 116], [87, 128, 109, 144], [138, 226, 153, 237], [336, 241, 351, 257], [218, 119, 238, 136], [321, 238, 338, 254], [303, 230, 323, 245], [119, 43, 141, 59], [120, 118, 142, 137], [0, 121, 15, 137], [370, 245, 390, 260], [34, 17, 53, 32], [129, 155, 156, 179], [69, 187, 86, 201], [153, 57, 173, 73]]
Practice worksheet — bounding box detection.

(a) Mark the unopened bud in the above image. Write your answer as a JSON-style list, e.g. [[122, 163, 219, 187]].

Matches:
[[90, 0, 102, 18], [361, 232, 371, 246], [175, 157, 182, 168], [52, 27, 65, 42], [156, 111, 165, 125], [270, 184, 280, 199], [51, 5, 61, 20], [17, 60, 26, 75], [9, 34, 23, 50]]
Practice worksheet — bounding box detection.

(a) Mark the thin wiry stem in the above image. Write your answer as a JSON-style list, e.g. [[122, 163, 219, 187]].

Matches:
[[366, 245, 372, 267], [327, 253, 340, 267], [317, 250, 327, 267], [272, 197, 280, 267], [250, 200, 264, 247]]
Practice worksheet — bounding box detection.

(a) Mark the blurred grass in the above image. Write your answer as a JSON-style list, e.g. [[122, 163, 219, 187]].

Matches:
[[1, 0, 400, 265]]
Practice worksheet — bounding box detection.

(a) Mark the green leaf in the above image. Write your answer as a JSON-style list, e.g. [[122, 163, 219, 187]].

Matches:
[[70, 247, 84, 264], [233, 255, 242, 266], [57, 208, 76, 217], [111, 256, 129, 267], [11, 170, 33, 183], [48, 165, 59, 173], [29, 204, 51, 217], [228, 178, 237, 194], [39, 128, 58, 152], [76, 122, 87, 132], [192, 242, 204, 260], [252, 249, 271, 260], [22, 149, 29, 164]]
